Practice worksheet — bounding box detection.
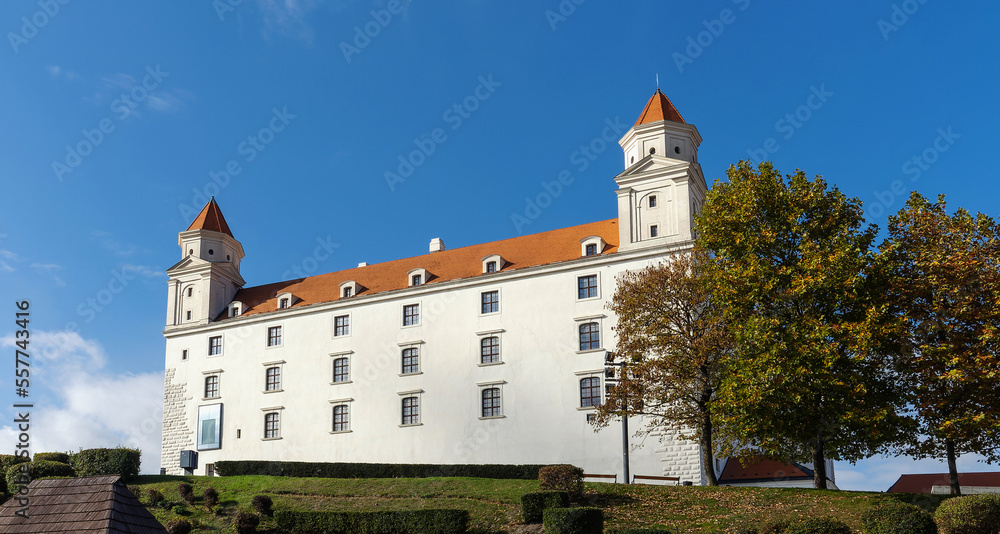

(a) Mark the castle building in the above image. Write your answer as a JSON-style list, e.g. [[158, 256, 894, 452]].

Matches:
[[160, 90, 713, 482]]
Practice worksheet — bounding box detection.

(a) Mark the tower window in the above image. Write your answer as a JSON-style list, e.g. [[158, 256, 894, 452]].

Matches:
[[333, 357, 350, 383], [481, 336, 500, 364], [187, 287, 193, 297], [267, 326, 282, 347], [650, 225, 659, 238], [209, 336, 222, 356], [675, 146, 681, 154], [482, 387, 501, 418], [186, 311, 192, 320], [182, 350, 188, 361], [208, 249, 214, 255], [649, 195, 657, 208], [333, 405, 350, 432], [481, 291, 499, 314], [649, 147, 656, 155], [189, 249, 194, 255], [334, 315, 350, 336], [402, 396, 419, 425]]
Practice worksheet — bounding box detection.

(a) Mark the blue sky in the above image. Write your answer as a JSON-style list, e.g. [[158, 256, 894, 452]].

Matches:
[[0, 1, 997, 490]]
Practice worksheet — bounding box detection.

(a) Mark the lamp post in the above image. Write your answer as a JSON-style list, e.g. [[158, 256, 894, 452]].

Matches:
[[605, 351, 630, 484]]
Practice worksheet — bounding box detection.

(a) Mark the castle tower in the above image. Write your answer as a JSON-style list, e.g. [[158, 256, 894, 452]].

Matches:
[[615, 89, 707, 251], [165, 198, 245, 328]]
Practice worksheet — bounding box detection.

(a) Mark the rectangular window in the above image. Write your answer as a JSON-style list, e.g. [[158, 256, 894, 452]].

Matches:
[[333, 357, 350, 383], [204, 375, 219, 398], [481, 290, 499, 314], [580, 377, 601, 407], [480, 336, 500, 364], [585, 243, 597, 256], [402, 396, 419, 425], [264, 412, 280, 439], [265, 367, 281, 391], [486, 261, 497, 273], [196, 404, 222, 450], [403, 304, 419, 326], [481, 387, 501, 417], [579, 322, 601, 351], [206, 463, 215, 477], [343, 286, 353, 298], [267, 326, 282, 347], [181, 350, 188, 361], [334, 315, 350, 336], [650, 225, 659, 237], [208, 336, 222, 355], [412, 274, 422, 286], [586, 413, 597, 423], [402, 347, 419, 374], [279, 298, 289, 309], [333, 405, 350, 432], [578, 275, 598, 299], [649, 195, 657, 207]]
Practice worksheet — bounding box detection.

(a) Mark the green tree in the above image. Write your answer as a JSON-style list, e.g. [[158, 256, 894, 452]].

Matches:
[[696, 161, 907, 489], [883, 192, 1000, 495], [596, 249, 732, 485]]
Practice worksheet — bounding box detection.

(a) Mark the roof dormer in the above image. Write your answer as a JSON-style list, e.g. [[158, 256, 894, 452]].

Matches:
[[228, 301, 243, 318], [408, 268, 430, 287], [481, 254, 506, 274], [276, 292, 297, 309], [340, 281, 360, 298], [580, 236, 606, 257]]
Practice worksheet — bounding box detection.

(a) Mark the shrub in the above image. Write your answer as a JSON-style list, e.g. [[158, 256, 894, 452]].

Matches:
[[233, 510, 260, 534], [4, 460, 76, 494], [203, 487, 219, 509], [759, 520, 791, 534], [33, 452, 70, 464], [126, 485, 141, 498], [0, 455, 31, 494], [538, 465, 584, 499], [214, 460, 543, 479], [521, 490, 570, 523], [251, 494, 273, 516], [785, 517, 851, 534], [166, 519, 193, 534], [543, 507, 603, 534], [70, 448, 140, 477], [862, 500, 937, 534], [146, 488, 164, 505], [935, 494, 1000, 534], [275, 508, 470, 534], [178, 483, 194, 504]]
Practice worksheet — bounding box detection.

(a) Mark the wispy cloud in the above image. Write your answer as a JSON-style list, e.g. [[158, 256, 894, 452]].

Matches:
[[92, 230, 138, 257], [122, 264, 167, 279], [47, 65, 81, 81], [31, 263, 66, 286], [85, 74, 190, 117], [256, 0, 322, 43]]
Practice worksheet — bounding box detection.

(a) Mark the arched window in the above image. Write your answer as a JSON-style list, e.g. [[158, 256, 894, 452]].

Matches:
[[333, 357, 350, 383], [481, 387, 501, 417], [579, 322, 600, 351], [580, 377, 601, 407], [204, 375, 219, 398], [402, 396, 419, 425], [332, 405, 349, 432], [265, 367, 281, 391], [264, 412, 280, 438], [480, 336, 499, 364], [402, 347, 419, 374]]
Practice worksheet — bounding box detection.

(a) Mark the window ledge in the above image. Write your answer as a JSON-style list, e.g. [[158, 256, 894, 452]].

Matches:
[[329, 430, 352, 434], [477, 361, 504, 367], [330, 380, 353, 385], [478, 415, 505, 420], [576, 297, 600, 302], [261, 437, 282, 441], [263, 389, 284, 394], [576, 348, 604, 355], [201, 396, 221, 401], [398, 372, 423, 377], [576, 406, 599, 411], [398, 423, 423, 428], [265, 344, 282, 349]]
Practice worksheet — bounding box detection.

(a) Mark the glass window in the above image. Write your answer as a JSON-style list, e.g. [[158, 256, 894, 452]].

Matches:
[[402, 396, 419, 425], [204, 375, 219, 398], [333, 405, 349, 432], [181, 350, 188, 361], [650, 225, 658, 237], [402, 347, 419, 374], [186, 311, 192, 320], [209, 336, 222, 355], [585, 243, 597, 256], [196, 404, 222, 450], [265, 367, 281, 391], [578, 275, 598, 299], [267, 326, 282, 347], [486, 261, 497, 273], [480, 336, 500, 364], [343, 286, 353, 298], [279, 298, 289, 309], [649, 195, 657, 207], [580, 377, 601, 407], [412, 274, 422, 286], [264, 412, 280, 439], [482, 387, 501, 417], [334, 315, 350, 336], [579, 322, 600, 351], [333, 357, 350, 383], [187, 287, 193, 297], [403, 304, 419, 326], [481, 291, 499, 314]]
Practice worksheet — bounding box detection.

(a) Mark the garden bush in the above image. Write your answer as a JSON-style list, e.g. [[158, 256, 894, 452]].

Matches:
[[251, 494, 273, 516], [542, 507, 603, 534], [202, 487, 219, 509], [275, 508, 469, 534], [177, 482, 193, 502], [33, 452, 70, 464], [166, 519, 192, 534], [0, 455, 30, 494], [215, 460, 542, 479], [538, 464, 584, 499], [521, 490, 569, 523], [70, 448, 140, 477], [4, 460, 75, 494], [935, 494, 1000, 534], [785, 517, 851, 534], [862, 499, 937, 534], [233, 510, 260, 534], [145, 488, 164, 505]]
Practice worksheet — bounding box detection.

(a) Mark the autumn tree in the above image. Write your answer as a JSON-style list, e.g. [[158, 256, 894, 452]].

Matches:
[[595, 249, 732, 485], [696, 161, 908, 489], [882, 193, 1000, 495]]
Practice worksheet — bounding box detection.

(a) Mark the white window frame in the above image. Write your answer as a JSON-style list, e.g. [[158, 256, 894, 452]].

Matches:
[[575, 369, 604, 410], [196, 403, 223, 451], [228, 301, 243, 317], [574, 314, 606, 354], [262, 360, 285, 393], [398, 389, 424, 427], [480, 288, 501, 316], [330, 350, 353, 384], [476, 328, 505, 366], [340, 280, 359, 298], [477, 380, 505, 420], [277, 292, 296, 308], [202, 369, 223, 400], [261, 406, 284, 441], [576, 273, 601, 301], [579, 236, 606, 257], [398, 340, 424, 376], [208, 335, 223, 357], [329, 397, 353, 434], [402, 302, 421, 328], [481, 254, 506, 274], [408, 268, 429, 287], [333, 313, 351, 338], [266, 324, 283, 348]]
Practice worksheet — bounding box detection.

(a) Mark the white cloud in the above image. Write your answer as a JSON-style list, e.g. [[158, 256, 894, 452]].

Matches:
[[0, 261, 13, 273], [0, 330, 163, 473], [122, 264, 167, 279], [92, 230, 138, 257], [256, 0, 322, 43], [0, 249, 19, 260], [46, 65, 80, 81]]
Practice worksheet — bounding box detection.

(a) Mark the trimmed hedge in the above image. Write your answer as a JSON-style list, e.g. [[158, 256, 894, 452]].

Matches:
[[785, 518, 851, 534], [521, 490, 570, 523], [70, 448, 140, 477], [543, 507, 603, 534], [862, 500, 937, 534], [539, 464, 584, 499], [215, 460, 543, 479], [275, 509, 469, 534], [935, 494, 1000, 534], [0, 455, 29, 494], [33, 452, 71, 464], [5, 461, 75, 494]]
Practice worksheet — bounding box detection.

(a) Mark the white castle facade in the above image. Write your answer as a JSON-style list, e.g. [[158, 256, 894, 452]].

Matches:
[[160, 90, 719, 483]]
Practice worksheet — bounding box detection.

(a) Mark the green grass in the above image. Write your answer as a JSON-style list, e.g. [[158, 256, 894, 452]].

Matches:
[[123, 475, 941, 533]]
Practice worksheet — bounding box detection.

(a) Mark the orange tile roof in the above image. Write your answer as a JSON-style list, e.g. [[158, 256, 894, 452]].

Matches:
[[226, 219, 619, 319], [186, 197, 234, 238], [888, 472, 1000, 493], [719, 457, 811, 483], [634, 89, 686, 126]]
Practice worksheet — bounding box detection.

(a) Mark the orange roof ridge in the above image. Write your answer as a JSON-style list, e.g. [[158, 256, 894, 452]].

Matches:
[[187, 197, 234, 238], [634, 89, 685, 126]]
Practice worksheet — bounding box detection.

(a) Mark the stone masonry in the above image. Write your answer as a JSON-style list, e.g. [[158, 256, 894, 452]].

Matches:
[[160, 368, 194, 475]]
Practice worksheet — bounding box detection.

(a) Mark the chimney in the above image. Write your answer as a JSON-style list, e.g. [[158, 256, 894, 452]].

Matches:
[[429, 238, 445, 253], [357, 262, 367, 267]]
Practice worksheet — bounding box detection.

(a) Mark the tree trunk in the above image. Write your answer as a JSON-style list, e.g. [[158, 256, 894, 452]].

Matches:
[[946, 438, 961, 495], [701, 415, 719, 486], [812, 434, 828, 490]]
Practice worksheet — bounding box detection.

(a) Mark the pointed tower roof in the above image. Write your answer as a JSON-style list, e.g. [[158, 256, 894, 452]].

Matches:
[[634, 89, 685, 126], [187, 197, 234, 237]]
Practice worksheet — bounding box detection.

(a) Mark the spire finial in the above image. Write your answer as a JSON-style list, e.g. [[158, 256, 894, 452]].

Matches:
[[656, 73, 659, 90]]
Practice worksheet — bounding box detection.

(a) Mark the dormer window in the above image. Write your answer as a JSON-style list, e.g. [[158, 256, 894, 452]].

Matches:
[[276, 292, 296, 309], [649, 195, 657, 208], [343, 287, 352, 297], [481, 255, 506, 274], [340, 281, 360, 298], [228, 301, 243, 317], [580, 236, 606, 257], [279, 298, 289, 309], [407, 268, 429, 287]]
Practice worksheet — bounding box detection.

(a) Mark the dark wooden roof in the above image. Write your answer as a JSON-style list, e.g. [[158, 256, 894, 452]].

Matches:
[[888, 472, 1000, 493], [0, 476, 166, 533]]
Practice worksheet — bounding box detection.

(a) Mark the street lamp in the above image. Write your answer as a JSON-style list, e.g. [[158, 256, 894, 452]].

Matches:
[[604, 351, 630, 484]]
